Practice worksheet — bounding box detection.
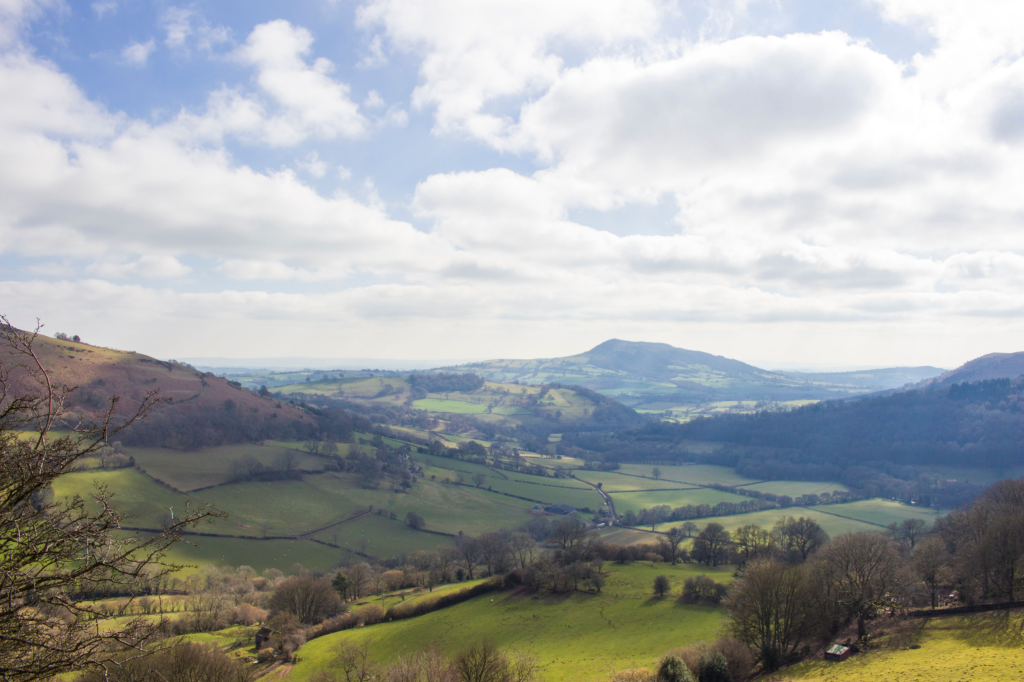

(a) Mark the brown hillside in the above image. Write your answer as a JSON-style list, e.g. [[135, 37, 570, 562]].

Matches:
[[1, 332, 310, 424]]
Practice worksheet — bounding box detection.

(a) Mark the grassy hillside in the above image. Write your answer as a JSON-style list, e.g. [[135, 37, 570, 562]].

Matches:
[[285, 561, 735, 682], [775, 612, 1024, 682]]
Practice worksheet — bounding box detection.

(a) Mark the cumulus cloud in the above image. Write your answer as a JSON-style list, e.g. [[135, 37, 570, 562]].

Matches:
[[121, 39, 155, 66], [3, 1, 1024, 365]]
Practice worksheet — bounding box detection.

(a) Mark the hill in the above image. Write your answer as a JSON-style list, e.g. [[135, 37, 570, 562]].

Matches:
[[0, 330, 315, 447], [569, 376, 1024, 506], [442, 339, 943, 412], [918, 351, 1024, 388]]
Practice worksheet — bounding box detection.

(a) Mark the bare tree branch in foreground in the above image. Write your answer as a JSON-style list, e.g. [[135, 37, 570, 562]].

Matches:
[[0, 317, 222, 681]]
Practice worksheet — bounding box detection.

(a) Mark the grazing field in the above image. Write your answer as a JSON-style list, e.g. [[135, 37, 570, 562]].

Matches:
[[128, 532, 351, 575], [615, 464, 759, 486], [815, 499, 942, 528], [305, 513, 453, 557], [284, 561, 734, 682], [777, 612, 1024, 682], [201, 474, 537, 538], [128, 444, 328, 491], [648, 499, 944, 538], [412, 398, 490, 413], [53, 469, 191, 529], [651, 507, 879, 538], [573, 470, 702, 492], [740, 480, 849, 497], [609, 487, 750, 515]]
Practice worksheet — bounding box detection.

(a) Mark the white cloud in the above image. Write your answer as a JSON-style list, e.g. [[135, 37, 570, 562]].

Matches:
[[121, 39, 155, 66], [363, 90, 385, 108], [91, 1, 117, 18], [296, 150, 327, 178], [358, 34, 388, 69], [160, 6, 231, 52], [87, 255, 191, 279], [357, 0, 664, 139]]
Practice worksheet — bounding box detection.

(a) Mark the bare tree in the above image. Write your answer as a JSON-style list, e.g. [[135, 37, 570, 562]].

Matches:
[[268, 575, 342, 624], [725, 559, 811, 671], [658, 527, 687, 564], [913, 535, 949, 609], [509, 533, 536, 570], [435, 546, 460, 583], [817, 532, 901, 639], [457, 537, 482, 580], [691, 523, 731, 566], [0, 318, 219, 681]]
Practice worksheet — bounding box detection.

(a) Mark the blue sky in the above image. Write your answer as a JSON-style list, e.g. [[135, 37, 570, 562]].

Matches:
[[1, 0, 1023, 368]]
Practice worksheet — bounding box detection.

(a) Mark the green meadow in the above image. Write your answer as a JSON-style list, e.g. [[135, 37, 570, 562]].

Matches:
[[740, 480, 850, 497], [412, 398, 490, 413], [285, 561, 734, 682], [128, 443, 328, 491], [615, 464, 758, 486], [609, 487, 750, 515]]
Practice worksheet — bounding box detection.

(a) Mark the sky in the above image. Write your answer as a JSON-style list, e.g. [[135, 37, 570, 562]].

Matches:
[[1, 0, 1023, 369]]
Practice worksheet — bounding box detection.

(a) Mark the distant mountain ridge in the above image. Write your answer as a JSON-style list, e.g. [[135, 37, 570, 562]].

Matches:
[[918, 352, 1024, 388], [443, 339, 945, 410]]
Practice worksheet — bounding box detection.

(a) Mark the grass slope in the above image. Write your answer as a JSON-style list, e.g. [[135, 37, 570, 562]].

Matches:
[[286, 562, 733, 682], [776, 613, 1024, 682], [128, 444, 328, 491]]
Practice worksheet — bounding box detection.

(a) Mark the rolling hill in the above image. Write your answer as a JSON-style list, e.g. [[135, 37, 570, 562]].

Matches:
[[0, 329, 312, 428], [918, 351, 1024, 388], [440, 339, 944, 411]]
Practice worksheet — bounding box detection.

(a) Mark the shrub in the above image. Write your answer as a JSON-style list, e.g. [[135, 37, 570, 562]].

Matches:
[[357, 603, 386, 625], [711, 638, 753, 682], [657, 655, 695, 682], [654, 575, 671, 597], [680, 576, 727, 605], [81, 643, 255, 682], [695, 650, 731, 682], [229, 603, 267, 626], [610, 669, 656, 682], [269, 575, 342, 624], [256, 648, 275, 663]]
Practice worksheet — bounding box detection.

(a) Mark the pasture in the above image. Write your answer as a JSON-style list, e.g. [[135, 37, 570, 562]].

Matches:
[[412, 398, 490, 414], [128, 443, 328, 491], [610, 487, 751, 515], [740, 480, 850, 497], [573, 470, 702, 492], [614, 464, 759, 486], [778, 612, 1024, 682], [284, 561, 734, 682]]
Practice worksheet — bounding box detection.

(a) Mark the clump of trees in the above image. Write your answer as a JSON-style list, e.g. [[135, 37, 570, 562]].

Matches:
[[408, 373, 486, 395], [310, 640, 538, 682]]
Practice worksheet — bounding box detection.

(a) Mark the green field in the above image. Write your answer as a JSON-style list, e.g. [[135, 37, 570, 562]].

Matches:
[[814, 499, 942, 528], [305, 513, 453, 557], [53, 469, 193, 529], [412, 398, 490, 414], [649, 499, 942, 538], [284, 562, 734, 682], [778, 612, 1024, 681], [740, 480, 849, 497], [614, 464, 759, 487], [573, 470, 702, 492], [128, 443, 328, 491], [610, 487, 750, 515]]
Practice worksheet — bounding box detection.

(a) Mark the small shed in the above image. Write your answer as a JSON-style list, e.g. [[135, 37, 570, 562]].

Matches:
[[825, 644, 851, 662], [255, 627, 275, 649]]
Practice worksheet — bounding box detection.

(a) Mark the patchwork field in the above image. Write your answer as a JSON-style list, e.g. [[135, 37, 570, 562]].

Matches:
[[284, 561, 734, 682], [740, 480, 850, 497]]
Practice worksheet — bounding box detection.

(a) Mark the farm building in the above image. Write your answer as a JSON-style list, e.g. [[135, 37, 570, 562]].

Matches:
[[255, 627, 276, 649], [825, 644, 851, 662], [543, 504, 575, 515]]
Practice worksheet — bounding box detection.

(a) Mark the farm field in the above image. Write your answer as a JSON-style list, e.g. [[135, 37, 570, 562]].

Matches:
[[816, 499, 942, 528], [128, 443, 328, 491], [412, 398, 490, 413], [201, 473, 538, 538], [284, 561, 735, 682], [305, 513, 453, 557], [777, 612, 1024, 682], [573, 470, 703, 492], [610, 487, 750, 515], [648, 499, 944, 538], [740, 480, 850, 496], [127, 532, 351, 574], [53, 469, 191, 529], [615, 463, 759, 486]]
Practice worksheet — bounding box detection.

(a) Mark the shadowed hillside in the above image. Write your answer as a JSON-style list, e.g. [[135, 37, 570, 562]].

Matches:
[[919, 351, 1024, 387]]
